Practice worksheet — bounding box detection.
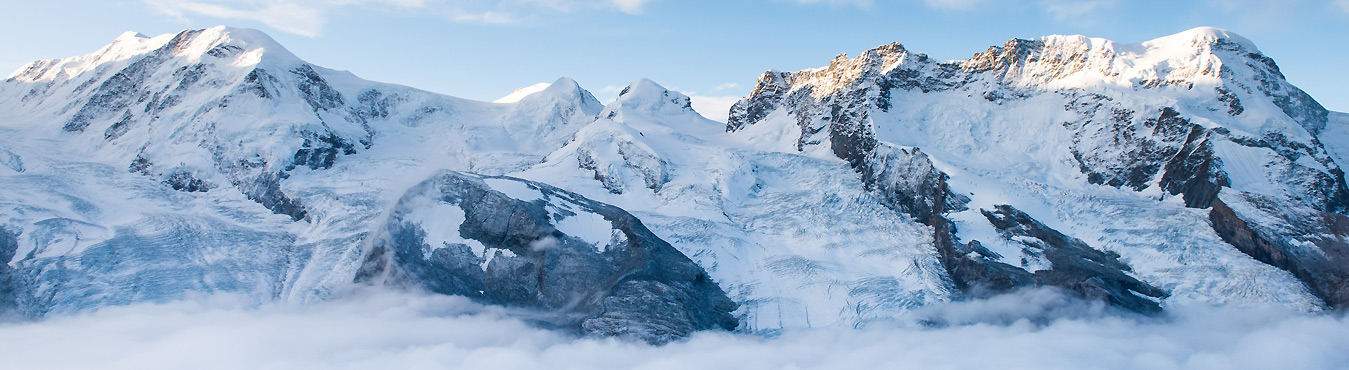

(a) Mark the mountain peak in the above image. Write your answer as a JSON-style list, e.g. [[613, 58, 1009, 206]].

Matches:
[[1145, 26, 1259, 53], [115, 31, 149, 41], [617, 78, 668, 97], [495, 77, 599, 105], [540, 76, 586, 97], [602, 78, 696, 118]]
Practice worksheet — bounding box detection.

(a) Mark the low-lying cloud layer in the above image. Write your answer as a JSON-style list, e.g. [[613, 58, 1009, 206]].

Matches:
[[2, 288, 1346, 370]]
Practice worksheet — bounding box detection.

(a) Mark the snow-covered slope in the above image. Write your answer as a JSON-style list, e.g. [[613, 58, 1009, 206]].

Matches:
[[518, 79, 953, 331], [1, 26, 1345, 339]]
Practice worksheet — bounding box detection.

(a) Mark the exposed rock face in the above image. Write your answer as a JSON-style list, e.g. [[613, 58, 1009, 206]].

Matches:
[[356, 171, 737, 344], [0, 227, 20, 316], [1210, 192, 1349, 309], [981, 205, 1167, 314], [932, 206, 1035, 297], [62, 29, 205, 133], [930, 202, 1166, 315], [1067, 102, 1230, 208], [1156, 123, 1229, 209], [864, 145, 965, 222]]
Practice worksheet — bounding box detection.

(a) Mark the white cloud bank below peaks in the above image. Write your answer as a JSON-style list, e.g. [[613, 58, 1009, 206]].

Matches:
[[2, 287, 1347, 370]]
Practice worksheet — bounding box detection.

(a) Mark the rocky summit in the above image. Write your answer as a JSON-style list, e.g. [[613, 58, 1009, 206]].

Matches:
[[0, 26, 1346, 342]]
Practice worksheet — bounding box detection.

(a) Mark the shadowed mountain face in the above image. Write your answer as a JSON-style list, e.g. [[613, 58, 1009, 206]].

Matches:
[[0, 26, 1346, 343], [1210, 191, 1349, 309], [356, 171, 736, 344]]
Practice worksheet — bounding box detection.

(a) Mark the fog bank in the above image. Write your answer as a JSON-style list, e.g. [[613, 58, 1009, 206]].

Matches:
[[1, 289, 1346, 370]]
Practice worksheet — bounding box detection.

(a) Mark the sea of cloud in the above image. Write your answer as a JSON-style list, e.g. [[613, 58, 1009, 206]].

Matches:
[[1, 287, 1346, 370]]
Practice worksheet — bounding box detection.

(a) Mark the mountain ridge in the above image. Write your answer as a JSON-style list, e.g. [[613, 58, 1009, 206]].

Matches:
[[0, 26, 1345, 342]]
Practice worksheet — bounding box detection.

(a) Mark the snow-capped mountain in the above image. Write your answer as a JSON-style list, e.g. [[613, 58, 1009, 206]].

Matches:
[[0, 26, 721, 343], [0, 26, 1345, 342], [728, 26, 1346, 311]]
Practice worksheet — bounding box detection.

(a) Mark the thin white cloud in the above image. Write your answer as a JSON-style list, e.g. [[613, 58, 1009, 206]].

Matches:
[[689, 95, 741, 123], [1201, 0, 1304, 29], [142, 0, 656, 37], [610, 0, 654, 14], [145, 0, 330, 37], [711, 82, 739, 92], [1335, 0, 1349, 13], [1038, 0, 1117, 20], [789, 0, 1130, 18], [593, 84, 625, 103], [793, 0, 874, 6], [448, 9, 520, 24], [1205, 0, 1280, 12], [922, 0, 988, 10], [791, 0, 991, 11]]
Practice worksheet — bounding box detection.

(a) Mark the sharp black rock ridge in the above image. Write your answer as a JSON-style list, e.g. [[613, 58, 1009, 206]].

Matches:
[[0, 25, 1346, 341]]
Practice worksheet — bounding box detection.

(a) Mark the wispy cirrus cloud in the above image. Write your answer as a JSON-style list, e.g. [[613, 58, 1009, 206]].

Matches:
[[921, 0, 989, 10], [790, 0, 874, 7], [1037, 0, 1117, 21], [145, 0, 333, 37], [711, 82, 739, 91], [610, 0, 654, 13], [787, 0, 988, 10], [689, 95, 741, 123], [788, 0, 1116, 18], [142, 0, 656, 37]]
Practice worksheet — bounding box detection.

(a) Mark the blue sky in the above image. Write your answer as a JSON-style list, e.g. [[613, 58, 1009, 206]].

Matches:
[[3, 0, 1347, 115]]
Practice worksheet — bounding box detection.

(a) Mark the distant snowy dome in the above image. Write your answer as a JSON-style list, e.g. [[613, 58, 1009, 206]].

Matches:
[[1147, 26, 1260, 52], [494, 82, 552, 103], [601, 78, 696, 117], [114, 31, 149, 41]]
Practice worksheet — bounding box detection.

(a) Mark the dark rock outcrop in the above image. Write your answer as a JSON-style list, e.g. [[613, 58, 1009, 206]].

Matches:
[[1066, 100, 1236, 209], [290, 64, 344, 111], [164, 169, 214, 192], [981, 205, 1168, 314], [1210, 192, 1349, 309], [1068, 105, 1202, 193], [932, 209, 1035, 296], [1157, 124, 1229, 209], [0, 227, 20, 316], [232, 170, 306, 221], [356, 171, 737, 344], [288, 131, 357, 171]]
